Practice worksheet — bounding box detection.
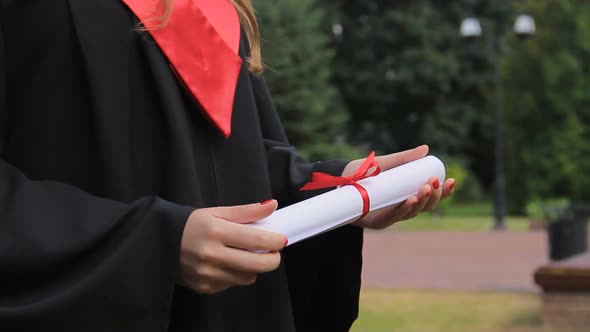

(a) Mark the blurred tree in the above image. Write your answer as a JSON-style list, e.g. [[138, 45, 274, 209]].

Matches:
[[503, 0, 590, 212], [255, 0, 362, 161], [322, 0, 512, 199], [256, 0, 590, 211]]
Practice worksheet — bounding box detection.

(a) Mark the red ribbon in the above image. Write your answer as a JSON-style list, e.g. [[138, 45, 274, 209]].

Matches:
[[300, 151, 381, 217]]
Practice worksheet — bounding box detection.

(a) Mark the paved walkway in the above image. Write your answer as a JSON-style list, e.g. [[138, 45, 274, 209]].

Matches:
[[361, 231, 551, 293]]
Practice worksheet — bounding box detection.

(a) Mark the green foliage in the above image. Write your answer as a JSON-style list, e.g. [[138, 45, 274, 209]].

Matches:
[[255, 0, 360, 161], [446, 161, 469, 189], [255, 0, 590, 213], [438, 159, 467, 211], [503, 0, 590, 212], [326, 1, 511, 186], [524, 200, 545, 221], [525, 197, 571, 222], [443, 158, 486, 203]]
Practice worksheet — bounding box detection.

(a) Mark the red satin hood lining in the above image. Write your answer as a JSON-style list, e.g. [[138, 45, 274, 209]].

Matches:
[[122, 0, 243, 138]]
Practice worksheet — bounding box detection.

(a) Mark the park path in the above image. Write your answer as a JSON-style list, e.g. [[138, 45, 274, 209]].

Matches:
[[361, 230, 551, 292]]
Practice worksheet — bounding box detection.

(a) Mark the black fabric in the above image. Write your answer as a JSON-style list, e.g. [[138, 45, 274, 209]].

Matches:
[[0, 0, 363, 331]]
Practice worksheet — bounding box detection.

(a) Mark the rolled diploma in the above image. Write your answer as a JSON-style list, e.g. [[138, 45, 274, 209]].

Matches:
[[250, 156, 446, 246]]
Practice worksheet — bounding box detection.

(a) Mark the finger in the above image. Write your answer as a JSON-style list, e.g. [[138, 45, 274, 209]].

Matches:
[[217, 220, 287, 251], [424, 185, 443, 211], [424, 177, 443, 211], [216, 247, 282, 274], [181, 266, 233, 294], [401, 184, 432, 220], [209, 200, 278, 224], [371, 195, 419, 229], [375, 145, 429, 171], [196, 264, 258, 287], [441, 179, 456, 199], [192, 281, 232, 295]]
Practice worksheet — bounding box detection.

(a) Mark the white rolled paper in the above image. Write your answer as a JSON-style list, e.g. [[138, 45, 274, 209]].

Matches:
[[250, 156, 446, 246]]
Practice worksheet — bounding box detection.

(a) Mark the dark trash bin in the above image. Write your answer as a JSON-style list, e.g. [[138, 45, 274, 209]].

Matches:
[[548, 205, 590, 261], [548, 218, 587, 261]]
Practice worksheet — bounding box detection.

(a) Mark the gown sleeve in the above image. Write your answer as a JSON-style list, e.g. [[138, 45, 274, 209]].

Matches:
[[0, 21, 193, 332], [251, 73, 363, 332]]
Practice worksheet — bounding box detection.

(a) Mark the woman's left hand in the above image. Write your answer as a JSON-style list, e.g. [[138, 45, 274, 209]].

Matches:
[[341, 145, 456, 230]]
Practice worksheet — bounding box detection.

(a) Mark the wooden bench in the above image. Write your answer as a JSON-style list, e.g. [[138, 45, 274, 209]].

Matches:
[[534, 251, 590, 330]]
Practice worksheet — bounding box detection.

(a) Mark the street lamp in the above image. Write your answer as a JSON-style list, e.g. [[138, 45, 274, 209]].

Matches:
[[460, 14, 536, 230], [460, 17, 482, 40], [514, 14, 536, 38]]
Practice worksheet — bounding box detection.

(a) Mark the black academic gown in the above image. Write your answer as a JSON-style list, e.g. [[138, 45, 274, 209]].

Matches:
[[0, 1, 363, 331]]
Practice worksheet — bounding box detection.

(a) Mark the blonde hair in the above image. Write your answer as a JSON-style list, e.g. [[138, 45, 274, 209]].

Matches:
[[152, 0, 263, 74]]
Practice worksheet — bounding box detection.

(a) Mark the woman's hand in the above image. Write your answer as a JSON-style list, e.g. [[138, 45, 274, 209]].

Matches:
[[343, 145, 456, 230], [179, 200, 287, 294]]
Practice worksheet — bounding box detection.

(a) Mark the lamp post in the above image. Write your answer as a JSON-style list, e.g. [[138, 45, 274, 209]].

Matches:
[[460, 14, 536, 230]]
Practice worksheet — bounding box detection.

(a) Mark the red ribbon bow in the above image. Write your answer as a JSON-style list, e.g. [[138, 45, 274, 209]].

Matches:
[[300, 151, 382, 217]]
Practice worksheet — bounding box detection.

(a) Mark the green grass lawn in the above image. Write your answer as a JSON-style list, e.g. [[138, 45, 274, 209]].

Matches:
[[352, 203, 555, 332], [389, 202, 533, 232], [352, 289, 543, 332], [441, 201, 494, 217], [390, 214, 531, 232]]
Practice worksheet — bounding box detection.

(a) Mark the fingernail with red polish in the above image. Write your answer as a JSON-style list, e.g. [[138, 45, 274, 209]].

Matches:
[[284, 238, 289, 247], [433, 179, 440, 190], [261, 199, 273, 205], [450, 181, 456, 190]]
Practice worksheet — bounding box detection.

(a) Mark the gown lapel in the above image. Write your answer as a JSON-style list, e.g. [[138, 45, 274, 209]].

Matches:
[[122, 0, 243, 138]]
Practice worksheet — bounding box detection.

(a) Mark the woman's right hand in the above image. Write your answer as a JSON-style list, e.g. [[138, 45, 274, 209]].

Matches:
[[179, 200, 287, 294]]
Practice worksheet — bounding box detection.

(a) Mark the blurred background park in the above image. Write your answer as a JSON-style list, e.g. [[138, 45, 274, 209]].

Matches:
[[255, 0, 590, 331]]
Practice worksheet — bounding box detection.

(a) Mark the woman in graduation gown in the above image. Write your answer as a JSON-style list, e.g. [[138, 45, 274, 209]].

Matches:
[[0, 0, 454, 331]]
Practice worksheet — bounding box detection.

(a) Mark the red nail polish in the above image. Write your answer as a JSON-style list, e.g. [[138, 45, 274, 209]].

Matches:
[[450, 181, 456, 190], [433, 179, 440, 190], [261, 199, 273, 205], [284, 238, 289, 247]]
